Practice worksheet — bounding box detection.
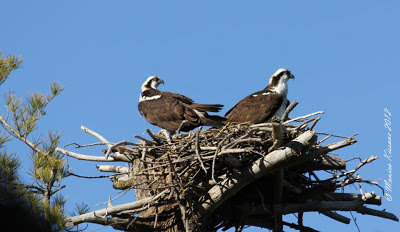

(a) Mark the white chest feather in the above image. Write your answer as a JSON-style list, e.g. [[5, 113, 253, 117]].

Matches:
[[274, 98, 287, 118], [139, 94, 162, 102], [271, 81, 288, 118], [270, 82, 288, 96]]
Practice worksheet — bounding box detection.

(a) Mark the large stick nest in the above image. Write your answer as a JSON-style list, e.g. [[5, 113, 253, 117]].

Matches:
[[64, 109, 398, 232]]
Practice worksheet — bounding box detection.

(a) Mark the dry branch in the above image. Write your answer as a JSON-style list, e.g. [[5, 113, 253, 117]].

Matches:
[[97, 165, 129, 173], [66, 189, 169, 227], [56, 147, 115, 162]]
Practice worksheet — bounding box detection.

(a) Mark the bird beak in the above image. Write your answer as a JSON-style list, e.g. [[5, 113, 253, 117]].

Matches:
[[289, 74, 295, 80], [159, 79, 165, 85]]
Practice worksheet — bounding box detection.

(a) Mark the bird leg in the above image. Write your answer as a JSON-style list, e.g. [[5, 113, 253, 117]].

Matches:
[[159, 129, 172, 144], [176, 120, 188, 134]]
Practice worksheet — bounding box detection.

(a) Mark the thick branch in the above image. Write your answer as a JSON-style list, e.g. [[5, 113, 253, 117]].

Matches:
[[96, 165, 129, 173], [196, 130, 316, 217], [276, 200, 398, 222], [326, 192, 381, 205], [66, 189, 169, 227]]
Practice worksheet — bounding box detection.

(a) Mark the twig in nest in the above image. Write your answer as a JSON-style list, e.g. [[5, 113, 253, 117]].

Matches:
[[134, 135, 158, 146], [166, 153, 185, 192], [318, 134, 332, 144], [281, 100, 298, 122], [309, 117, 321, 130], [349, 155, 378, 175], [212, 133, 234, 183], [291, 118, 315, 136], [195, 127, 207, 174], [104, 140, 131, 159], [283, 111, 325, 124], [146, 129, 162, 145]]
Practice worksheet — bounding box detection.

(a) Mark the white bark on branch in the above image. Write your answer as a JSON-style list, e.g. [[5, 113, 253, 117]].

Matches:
[[283, 111, 325, 125], [81, 125, 111, 147], [66, 189, 169, 227], [56, 147, 115, 162], [196, 130, 316, 217], [96, 165, 129, 173]]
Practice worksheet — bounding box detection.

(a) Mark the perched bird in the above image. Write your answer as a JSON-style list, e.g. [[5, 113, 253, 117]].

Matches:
[[225, 68, 295, 124], [138, 76, 225, 134]]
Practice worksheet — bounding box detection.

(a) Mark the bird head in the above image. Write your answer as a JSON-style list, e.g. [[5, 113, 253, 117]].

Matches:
[[141, 76, 165, 92], [268, 68, 295, 86]]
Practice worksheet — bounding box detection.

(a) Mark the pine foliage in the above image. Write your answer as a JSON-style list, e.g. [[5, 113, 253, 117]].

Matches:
[[0, 53, 67, 231]]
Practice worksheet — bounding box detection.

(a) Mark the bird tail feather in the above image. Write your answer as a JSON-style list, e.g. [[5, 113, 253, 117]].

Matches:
[[200, 115, 226, 127], [190, 103, 223, 112]]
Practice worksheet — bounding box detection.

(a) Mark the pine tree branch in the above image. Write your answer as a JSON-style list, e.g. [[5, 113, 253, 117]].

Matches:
[[0, 114, 46, 155]]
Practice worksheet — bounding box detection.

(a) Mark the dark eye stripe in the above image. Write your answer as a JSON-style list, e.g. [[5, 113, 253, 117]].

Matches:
[[277, 71, 285, 78], [277, 70, 290, 78]]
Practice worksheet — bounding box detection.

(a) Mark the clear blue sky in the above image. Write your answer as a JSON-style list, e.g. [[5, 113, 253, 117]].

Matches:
[[1, 1, 399, 231]]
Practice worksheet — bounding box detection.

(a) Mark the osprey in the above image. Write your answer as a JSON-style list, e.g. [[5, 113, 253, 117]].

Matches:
[[138, 76, 225, 134], [225, 68, 295, 124]]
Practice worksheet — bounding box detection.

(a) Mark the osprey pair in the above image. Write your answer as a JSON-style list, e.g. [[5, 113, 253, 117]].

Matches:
[[138, 69, 295, 134]]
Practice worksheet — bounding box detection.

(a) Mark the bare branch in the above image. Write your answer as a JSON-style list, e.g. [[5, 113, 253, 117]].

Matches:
[[80, 125, 111, 147], [96, 165, 129, 173], [281, 100, 298, 122], [56, 147, 115, 162], [66, 189, 170, 227], [320, 211, 351, 224], [283, 111, 325, 125]]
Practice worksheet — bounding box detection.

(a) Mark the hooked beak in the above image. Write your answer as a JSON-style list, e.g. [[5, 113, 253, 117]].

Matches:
[[158, 78, 165, 85]]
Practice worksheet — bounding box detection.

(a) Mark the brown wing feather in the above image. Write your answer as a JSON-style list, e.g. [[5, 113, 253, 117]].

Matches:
[[138, 95, 200, 132], [225, 91, 283, 124], [161, 91, 193, 104]]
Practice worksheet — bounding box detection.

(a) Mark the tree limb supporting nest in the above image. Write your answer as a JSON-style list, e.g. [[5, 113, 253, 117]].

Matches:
[[61, 109, 398, 231]]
